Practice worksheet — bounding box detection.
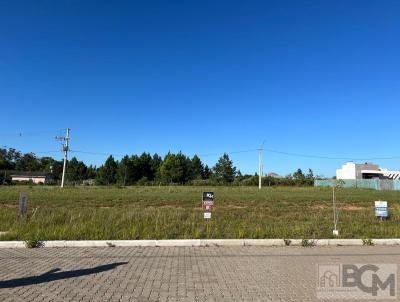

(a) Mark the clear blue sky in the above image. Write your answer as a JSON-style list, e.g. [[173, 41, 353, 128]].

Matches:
[[1, 0, 400, 177]]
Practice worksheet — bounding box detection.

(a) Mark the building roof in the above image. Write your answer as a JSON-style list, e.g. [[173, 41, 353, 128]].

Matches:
[[267, 172, 283, 178], [11, 171, 51, 178], [361, 170, 384, 174]]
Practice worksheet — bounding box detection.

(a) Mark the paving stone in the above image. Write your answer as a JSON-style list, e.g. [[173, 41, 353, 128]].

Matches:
[[0, 246, 399, 301]]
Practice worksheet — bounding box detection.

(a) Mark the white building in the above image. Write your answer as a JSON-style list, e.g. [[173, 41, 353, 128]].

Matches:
[[11, 172, 53, 184], [336, 162, 400, 180]]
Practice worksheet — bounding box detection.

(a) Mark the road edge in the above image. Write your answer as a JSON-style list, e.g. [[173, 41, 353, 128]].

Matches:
[[1, 239, 400, 248]]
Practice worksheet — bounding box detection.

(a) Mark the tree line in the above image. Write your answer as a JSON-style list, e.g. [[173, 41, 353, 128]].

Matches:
[[0, 147, 315, 186]]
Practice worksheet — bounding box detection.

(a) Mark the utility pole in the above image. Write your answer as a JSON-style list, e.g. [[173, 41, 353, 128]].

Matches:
[[56, 128, 70, 188], [332, 184, 339, 236], [258, 140, 265, 189]]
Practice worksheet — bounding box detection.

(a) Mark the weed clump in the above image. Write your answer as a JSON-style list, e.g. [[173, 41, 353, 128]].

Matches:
[[24, 238, 44, 248], [362, 238, 374, 246], [301, 239, 316, 247]]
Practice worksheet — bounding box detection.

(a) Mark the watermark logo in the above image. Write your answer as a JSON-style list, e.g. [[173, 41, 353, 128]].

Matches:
[[317, 264, 397, 299]]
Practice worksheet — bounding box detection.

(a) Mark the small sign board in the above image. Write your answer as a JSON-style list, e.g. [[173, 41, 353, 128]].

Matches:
[[204, 212, 211, 219], [202, 191, 214, 210], [375, 201, 388, 218], [19, 192, 27, 217]]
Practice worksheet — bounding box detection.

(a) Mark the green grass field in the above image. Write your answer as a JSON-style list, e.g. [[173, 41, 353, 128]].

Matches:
[[0, 186, 399, 240]]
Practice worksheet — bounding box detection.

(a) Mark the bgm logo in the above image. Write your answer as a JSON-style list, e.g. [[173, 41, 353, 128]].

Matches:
[[203, 192, 214, 200], [317, 264, 397, 299]]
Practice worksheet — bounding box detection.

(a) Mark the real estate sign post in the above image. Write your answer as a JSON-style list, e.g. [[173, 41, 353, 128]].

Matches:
[[375, 201, 388, 220], [202, 192, 214, 237], [19, 192, 27, 218]]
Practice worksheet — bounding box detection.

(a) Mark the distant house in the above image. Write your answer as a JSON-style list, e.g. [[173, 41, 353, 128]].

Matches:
[[82, 179, 95, 186], [336, 162, 400, 180], [11, 172, 53, 184], [267, 172, 283, 178]]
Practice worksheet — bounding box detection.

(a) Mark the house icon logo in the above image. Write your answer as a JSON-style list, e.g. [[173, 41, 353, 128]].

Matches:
[[318, 265, 341, 288], [317, 263, 397, 299], [319, 270, 339, 287]]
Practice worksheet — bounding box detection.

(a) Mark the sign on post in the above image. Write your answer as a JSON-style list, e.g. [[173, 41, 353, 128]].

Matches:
[[19, 192, 27, 217], [202, 192, 214, 211], [202, 192, 214, 220], [375, 201, 388, 219]]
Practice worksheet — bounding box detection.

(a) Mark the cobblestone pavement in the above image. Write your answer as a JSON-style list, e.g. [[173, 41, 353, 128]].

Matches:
[[0, 246, 399, 301]]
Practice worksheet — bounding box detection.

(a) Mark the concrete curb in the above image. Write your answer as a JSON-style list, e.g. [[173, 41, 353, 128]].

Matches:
[[0, 239, 399, 248], [0, 241, 26, 248], [372, 239, 400, 245]]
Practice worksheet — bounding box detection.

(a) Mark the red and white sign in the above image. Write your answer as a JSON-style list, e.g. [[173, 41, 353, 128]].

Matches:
[[202, 192, 214, 211]]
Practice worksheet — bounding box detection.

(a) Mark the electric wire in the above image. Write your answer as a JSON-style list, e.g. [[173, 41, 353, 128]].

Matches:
[[0, 129, 67, 138]]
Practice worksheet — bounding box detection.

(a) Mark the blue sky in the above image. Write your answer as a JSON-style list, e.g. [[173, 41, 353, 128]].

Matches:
[[1, 0, 400, 177]]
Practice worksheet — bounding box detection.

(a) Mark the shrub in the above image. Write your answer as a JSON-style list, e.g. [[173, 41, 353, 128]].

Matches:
[[362, 238, 374, 246], [136, 177, 149, 186], [24, 238, 44, 248], [301, 239, 316, 247]]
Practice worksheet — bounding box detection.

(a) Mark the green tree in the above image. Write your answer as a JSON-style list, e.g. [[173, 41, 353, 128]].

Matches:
[[0, 148, 21, 170], [40, 157, 63, 180], [86, 165, 97, 179], [15, 153, 41, 171], [306, 169, 314, 180], [129, 155, 141, 183], [151, 153, 162, 181], [96, 155, 118, 185], [159, 152, 190, 184], [67, 157, 88, 182], [305, 168, 314, 185], [212, 153, 236, 183], [293, 168, 306, 185], [117, 155, 130, 185], [138, 152, 153, 180], [189, 155, 204, 180], [203, 165, 212, 179]]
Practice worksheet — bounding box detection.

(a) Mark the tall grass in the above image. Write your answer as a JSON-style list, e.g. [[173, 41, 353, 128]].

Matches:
[[0, 186, 399, 240]]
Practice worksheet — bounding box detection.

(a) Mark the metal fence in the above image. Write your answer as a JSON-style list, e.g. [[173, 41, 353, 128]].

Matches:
[[315, 179, 400, 191]]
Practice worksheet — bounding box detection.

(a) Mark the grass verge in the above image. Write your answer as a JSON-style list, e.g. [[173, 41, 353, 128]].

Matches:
[[0, 186, 399, 240]]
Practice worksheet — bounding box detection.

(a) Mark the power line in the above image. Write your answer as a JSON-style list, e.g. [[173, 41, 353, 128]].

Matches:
[[264, 148, 400, 161], [2, 127, 400, 162], [198, 149, 258, 157], [0, 148, 62, 155], [0, 129, 67, 138], [70, 150, 126, 157], [71, 147, 400, 161], [28, 151, 61, 154], [6, 143, 400, 163]]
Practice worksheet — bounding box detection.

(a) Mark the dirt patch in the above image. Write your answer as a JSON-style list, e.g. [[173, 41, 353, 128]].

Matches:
[[0, 204, 18, 208], [145, 205, 186, 209], [342, 205, 365, 211], [225, 205, 248, 209], [311, 204, 366, 211], [312, 204, 326, 210]]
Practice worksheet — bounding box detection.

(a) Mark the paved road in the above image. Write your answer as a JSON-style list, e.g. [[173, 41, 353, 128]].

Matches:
[[0, 246, 399, 301]]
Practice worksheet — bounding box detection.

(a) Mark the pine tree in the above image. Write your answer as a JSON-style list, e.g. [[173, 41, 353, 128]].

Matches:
[[212, 153, 236, 183], [203, 165, 212, 179], [190, 155, 204, 180], [96, 155, 118, 185], [159, 152, 190, 184]]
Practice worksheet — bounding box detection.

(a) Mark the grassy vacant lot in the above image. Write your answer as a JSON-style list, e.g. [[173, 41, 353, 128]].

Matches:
[[0, 186, 399, 240]]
